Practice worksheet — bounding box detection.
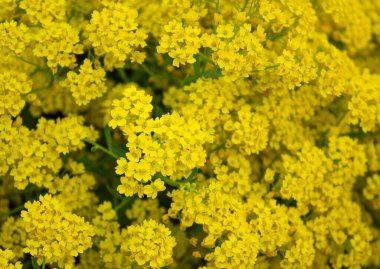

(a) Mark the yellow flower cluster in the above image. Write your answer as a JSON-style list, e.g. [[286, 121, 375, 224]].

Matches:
[[0, 21, 30, 60], [1, 0, 380, 268], [116, 112, 211, 198], [48, 160, 98, 215], [0, 70, 32, 116], [126, 199, 165, 224], [121, 219, 176, 268], [92, 202, 176, 268], [0, 114, 97, 189], [19, 0, 66, 25], [158, 21, 202, 67], [109, 84, 152, 136], [32, 21, 83, 73], [226, 105, 269, 155], [86, 2, 147, 70], [35, 115, 98, 155], [364, 174, 380, 209], [0, 217, 26, 259], [205, 23, 267, 80], [21, 194, 94, 267], [61, 59, 107, 106], [0, 249, 22, 269], [0, 0, 16, 21]]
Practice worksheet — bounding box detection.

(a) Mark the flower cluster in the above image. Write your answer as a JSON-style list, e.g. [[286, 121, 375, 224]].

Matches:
[[91, 202, 176, 269], [116, 112, 211, 198], [121, 219, 176, 268], [61, 59, 107, 106], [86, 2, 147, 70], [0, 70, 32, 116], [157, 21, 202, 67], [21, 194, 94, 267], [1, 0, 380, 268], [0, 249, 22, 269], [108, 84, 152, 136]]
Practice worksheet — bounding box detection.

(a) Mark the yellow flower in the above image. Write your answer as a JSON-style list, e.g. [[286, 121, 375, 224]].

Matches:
[[21, 194, 94, 267], [121, 219, 176, 268], [61, 59, 107, 106], [86, 3, 147, 70], [0, 249, 22, 269]]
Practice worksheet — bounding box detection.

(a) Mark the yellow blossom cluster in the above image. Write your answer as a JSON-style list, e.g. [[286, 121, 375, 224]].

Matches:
[[0, 69, 32, 116], [21, 194, 94, 267], [85, 2, 147, 70], [157, 21, 202, 67], [19, 0, 67, 25], [116, 112, 211, 198], [61, 59, 107, 106], [121, 219, 176, 267], [108, 84, 152, 136], [1, 0, 380, 268], [91, 202, 176, 269], [32, 21, 83, 73], [0, 249, 22, 269], [0, 21, 30, 60]]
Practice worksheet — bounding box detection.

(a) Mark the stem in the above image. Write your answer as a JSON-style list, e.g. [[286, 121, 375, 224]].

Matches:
[[264, 63, 281, 70], [0, 204, 25, 217], [106, 184, 125, 200], [185, 168, 199, 183], [114, 197, 132, 212], [31, 257, 39, 269], [104, 125, 113, 151], [117, 68, 129, 83], [160, 175, 181, 187], [242, 0, 249, 11], [25, 69, 55, 96], [14, 55, 44, 69], [336, 110, 348, 126], [198, 52, 217, 66], [42, 258, 46, 269], [140, 63, 156, 77], [82, 138, 119, 159]]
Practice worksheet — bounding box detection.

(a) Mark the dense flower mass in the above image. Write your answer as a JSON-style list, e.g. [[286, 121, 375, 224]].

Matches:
[[21, 194, 94, 267], [1, 0, 380, 268]]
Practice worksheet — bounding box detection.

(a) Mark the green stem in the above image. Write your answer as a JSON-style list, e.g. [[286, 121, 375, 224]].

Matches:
[[140, 63, 157, 77], [336, 110, 348, 126], [14, 55, 44, 69], [106, 184, 125, 200], [264, 63, 281, 70], [185, 168, 199, 183], [198, 52, 217, 66], [82, 138, 119, 159], [160, 175, 181, 187], [114, 197, 132, 212], [117, 68, 129, 83], [31, 257, 39, 269], [242, 0, 249, 11], [42, 257, 46, 269], [25, 69, 55, 95], [104, 125, 113, 151], [0, 204, 25, 218]]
